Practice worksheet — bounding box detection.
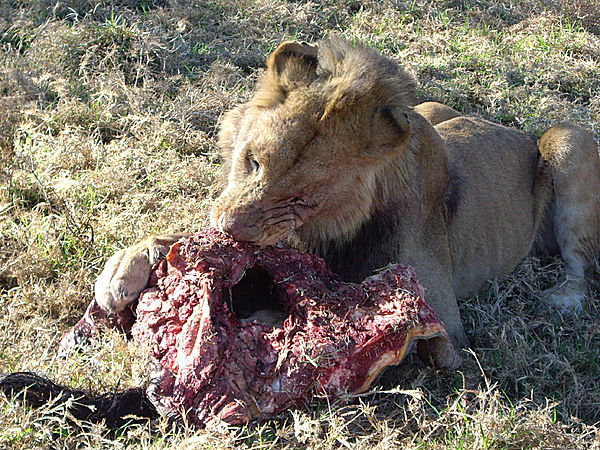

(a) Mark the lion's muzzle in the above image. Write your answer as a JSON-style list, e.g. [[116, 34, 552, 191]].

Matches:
[[211, 196, 317, 245]]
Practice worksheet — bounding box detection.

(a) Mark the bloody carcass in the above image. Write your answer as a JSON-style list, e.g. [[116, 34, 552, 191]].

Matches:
[[6, 229, 451, 428]]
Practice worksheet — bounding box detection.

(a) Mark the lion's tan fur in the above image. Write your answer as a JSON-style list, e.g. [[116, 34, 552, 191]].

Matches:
[[210, 38, 599, 353], [94, 38, 599, 368], [214, 39, 423, 245]]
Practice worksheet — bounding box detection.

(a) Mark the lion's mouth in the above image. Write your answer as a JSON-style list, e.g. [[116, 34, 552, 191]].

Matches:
[[214, 197, 318, 245]]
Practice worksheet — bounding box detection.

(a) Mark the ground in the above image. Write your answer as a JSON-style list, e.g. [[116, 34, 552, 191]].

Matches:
[[0, 1, 599, 449]]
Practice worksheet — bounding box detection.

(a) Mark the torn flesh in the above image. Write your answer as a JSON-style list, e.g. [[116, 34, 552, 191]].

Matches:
[[60, 229, 450, 428]]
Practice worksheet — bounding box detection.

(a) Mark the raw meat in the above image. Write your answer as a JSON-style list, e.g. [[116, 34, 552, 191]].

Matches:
[[131, 229, 448, 427], [48, 229, 449, 428]]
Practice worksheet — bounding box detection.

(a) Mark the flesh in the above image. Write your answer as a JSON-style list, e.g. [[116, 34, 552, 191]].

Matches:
[[60, 229, 448, 428]]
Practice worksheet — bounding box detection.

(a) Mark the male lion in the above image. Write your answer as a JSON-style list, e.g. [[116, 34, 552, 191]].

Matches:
[[94, 38, 599, 368]]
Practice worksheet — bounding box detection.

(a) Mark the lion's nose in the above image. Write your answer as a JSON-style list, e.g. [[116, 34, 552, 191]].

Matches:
[[216, 213, 259, 243]]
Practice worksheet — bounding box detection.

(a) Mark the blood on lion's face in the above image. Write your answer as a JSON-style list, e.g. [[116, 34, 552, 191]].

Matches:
[[210, 38, 416, 246]]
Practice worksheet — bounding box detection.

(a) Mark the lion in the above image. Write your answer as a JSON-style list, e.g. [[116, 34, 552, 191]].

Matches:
[[94, 38, 600, 368]]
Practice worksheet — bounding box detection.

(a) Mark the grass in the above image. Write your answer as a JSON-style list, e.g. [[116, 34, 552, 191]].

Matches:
[[1, 0, 599, 448]]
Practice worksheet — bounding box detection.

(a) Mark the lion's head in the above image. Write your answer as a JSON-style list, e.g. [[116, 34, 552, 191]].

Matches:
[[211, 38, 418, 246]]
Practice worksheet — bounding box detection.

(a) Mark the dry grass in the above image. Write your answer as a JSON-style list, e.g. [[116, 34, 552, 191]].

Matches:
[[1, 0, 599, 448]]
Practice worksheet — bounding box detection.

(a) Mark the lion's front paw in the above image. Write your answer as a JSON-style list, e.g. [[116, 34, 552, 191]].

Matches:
[[542, 277, 587, 314], [417, 336, 461, 370], [95, 244, 157, 313], [94, 235, 185, 314]]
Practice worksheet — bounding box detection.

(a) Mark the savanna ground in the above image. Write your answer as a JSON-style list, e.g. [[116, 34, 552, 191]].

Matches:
[[0, 0, 599, 448]]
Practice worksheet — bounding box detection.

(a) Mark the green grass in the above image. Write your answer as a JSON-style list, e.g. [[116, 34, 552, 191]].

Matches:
[[1, 0, 599, 448]]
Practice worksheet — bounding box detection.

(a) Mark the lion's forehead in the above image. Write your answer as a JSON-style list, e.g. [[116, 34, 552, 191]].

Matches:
[[235, 106, 323, 161]]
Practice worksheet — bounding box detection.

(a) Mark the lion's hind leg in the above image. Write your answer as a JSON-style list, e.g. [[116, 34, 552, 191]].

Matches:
[[414, 102, 462, 126], [537, 122, 600, 312]]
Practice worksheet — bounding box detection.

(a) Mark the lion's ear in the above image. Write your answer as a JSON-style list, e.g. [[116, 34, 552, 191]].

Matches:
[[364, 107, 412, 156], [379, 107, 411, 137], [266, 41, 319, 87]]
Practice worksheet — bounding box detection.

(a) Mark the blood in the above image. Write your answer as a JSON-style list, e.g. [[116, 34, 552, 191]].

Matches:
[[59, 229, 448, 428]]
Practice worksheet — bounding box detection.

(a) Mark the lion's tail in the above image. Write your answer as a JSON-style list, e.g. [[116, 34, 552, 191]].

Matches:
[[0, 372, 158, 427]]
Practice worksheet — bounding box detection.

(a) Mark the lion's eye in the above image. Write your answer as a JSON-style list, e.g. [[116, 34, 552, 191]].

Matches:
[[248, 157, 260, 173]]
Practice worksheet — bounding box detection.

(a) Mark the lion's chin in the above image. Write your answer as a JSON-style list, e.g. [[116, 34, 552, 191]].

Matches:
[[248, 220, 303, 246], [252, 230, 292, 246], [213, 212, 303, 247]]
